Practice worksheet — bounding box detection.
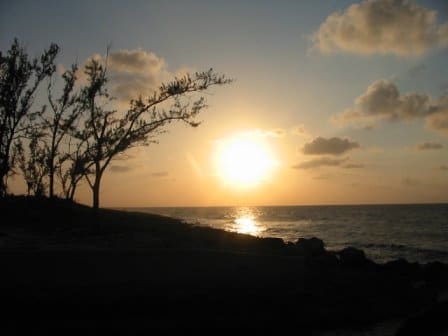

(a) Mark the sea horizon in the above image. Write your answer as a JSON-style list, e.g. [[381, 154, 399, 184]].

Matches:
[[120, 203, 448, 265]]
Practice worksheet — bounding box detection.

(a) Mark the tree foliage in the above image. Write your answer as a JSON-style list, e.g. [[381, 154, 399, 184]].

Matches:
[[0, 39, 231, 209], [76, 58, 231, 209], [0, 39, 59, 196]]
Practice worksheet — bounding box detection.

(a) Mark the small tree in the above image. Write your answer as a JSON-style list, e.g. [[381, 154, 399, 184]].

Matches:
[[57, 138, 90, 201], [15, 133, 48, 196], [77, 57, 231, 209], [0, 39, 59, 196], [41, 64, 80, 198]]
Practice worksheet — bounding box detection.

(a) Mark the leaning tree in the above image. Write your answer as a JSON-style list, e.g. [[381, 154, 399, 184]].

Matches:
[[77, 57, 231, 209]]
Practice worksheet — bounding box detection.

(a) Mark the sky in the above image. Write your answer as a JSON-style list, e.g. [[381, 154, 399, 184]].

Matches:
[[1, 0, 448, 206]]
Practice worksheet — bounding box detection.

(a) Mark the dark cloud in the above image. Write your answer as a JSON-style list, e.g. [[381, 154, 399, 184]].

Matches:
[[440, 165, 448, 171], [302, 137, 360, 156], [416, 142, 444, 150], [292, 157, 347, 169], [312, 0, 448, 56], [335, 80, 448, 135]]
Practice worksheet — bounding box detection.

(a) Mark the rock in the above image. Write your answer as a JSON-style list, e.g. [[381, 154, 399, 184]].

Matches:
[[395, 301, 448, 336], [295, 237, 325, 256], [259, 237, 285, 250], [384, 258, 422, 279], [423, 262, 448, 286], [338, 247, 367, 267], [309, 251, 339, 267]]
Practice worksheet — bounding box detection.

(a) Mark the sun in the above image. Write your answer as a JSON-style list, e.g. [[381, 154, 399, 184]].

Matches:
[[214, 133, 278, 189]]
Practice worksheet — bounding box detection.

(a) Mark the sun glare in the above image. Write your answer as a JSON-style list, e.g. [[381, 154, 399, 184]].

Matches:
[[214, 133, 278, 189]]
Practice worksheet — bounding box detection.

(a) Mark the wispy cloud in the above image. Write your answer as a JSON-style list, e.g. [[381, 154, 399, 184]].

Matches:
[[110, 165, 133, 173], [312, 0, 448, 56], [292, 157, 348, 169], [151, 171, 169, 178], [416, 142, 444, 151]]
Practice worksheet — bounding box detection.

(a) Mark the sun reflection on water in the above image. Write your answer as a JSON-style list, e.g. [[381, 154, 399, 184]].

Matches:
[[229, 208, 265, 236]]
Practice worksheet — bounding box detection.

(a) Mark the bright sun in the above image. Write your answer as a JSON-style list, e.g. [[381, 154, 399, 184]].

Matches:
[[214, 133, 278, 189]]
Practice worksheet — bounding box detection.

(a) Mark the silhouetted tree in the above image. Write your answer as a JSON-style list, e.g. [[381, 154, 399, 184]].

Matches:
[[0, 39, 59, 196], [57, 137, 91, 201], [77, 57, 231, 209], [41, 64, 80, 198], [15, 133, 48, 196]]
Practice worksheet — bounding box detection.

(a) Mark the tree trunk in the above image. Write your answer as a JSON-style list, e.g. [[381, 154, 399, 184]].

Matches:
[[92, 172, 102, 209], [49, 165, 54, 198], [69, 184, 76, 201]]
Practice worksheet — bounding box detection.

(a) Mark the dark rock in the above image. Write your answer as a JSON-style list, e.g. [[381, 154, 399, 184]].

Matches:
[[384, 258, 422, 279], [258, 237, 285, 250], [423, 262, 448, 286], [308, 251, 339, 267], [338, 247, 367, 267], [295, 237, 326, 256], [395, 301, 448, 336]]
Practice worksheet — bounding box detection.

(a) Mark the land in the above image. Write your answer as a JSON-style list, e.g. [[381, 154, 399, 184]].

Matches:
[[0, 197, 447, 335]]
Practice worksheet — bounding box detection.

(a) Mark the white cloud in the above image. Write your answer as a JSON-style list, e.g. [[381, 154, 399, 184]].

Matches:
[[312, 0, 448, 56]]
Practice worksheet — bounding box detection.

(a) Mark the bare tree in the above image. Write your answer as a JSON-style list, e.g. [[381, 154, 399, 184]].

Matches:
[[77, 57, 231, 209], [41, 64, 80, 197], [0, 39, 59, 196]]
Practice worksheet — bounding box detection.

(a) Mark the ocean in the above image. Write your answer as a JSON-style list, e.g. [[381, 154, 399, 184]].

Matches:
[[128, 204, 448, 264]]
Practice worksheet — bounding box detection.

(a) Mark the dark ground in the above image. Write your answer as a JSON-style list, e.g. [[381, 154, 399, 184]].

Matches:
[[0, 197, 447, 335]]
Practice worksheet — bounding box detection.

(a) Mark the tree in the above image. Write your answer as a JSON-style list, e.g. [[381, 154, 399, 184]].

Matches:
[[77, 57, 231, 209], [57, 137, 91, 201], [15, 133, 48, 196], [41, 64, 80, 197], [0, 39, 59, 196]]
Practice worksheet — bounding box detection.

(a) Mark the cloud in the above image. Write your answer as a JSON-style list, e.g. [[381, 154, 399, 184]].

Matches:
[[249, 128, 286, 138], [292, 157, 347, 169], [78, 49, 177, 105], [302, 136, 360, 155], [334, 80, 448, 135], [151, 171, 169, 177], [440, 165, 448, 171], [291, 124, 311, 138], [402, 177, 420, 187], [416, 142, 444, 150], [110, 165, 132, 173], [312, 0, 448, 56], [108, 49, 170, 103], [342, 163, 365, 169]]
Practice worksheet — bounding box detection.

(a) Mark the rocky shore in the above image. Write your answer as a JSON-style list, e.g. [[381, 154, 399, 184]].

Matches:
[[0, 197, 447, 335]]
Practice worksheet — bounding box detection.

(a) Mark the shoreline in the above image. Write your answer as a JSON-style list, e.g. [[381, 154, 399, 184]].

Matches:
[[1, 196, 447, 334]]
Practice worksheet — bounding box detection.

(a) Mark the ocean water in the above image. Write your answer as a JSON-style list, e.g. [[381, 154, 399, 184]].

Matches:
[[129, 204, 448, 264]]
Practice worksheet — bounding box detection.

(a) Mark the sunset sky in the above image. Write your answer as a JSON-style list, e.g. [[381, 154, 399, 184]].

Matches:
[[1, 0, 448, 206]]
